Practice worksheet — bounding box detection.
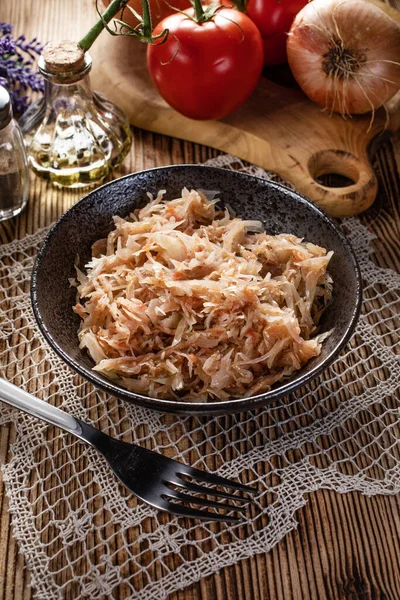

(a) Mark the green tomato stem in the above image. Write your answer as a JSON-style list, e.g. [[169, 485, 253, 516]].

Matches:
[[79, 0, 130, 51], [141, 0, 152, 38], [193, 0, 205, 21]]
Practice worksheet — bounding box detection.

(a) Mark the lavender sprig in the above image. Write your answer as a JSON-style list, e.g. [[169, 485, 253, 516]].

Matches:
[[0, 23, 12, 36], [0, 22, 44, 117]]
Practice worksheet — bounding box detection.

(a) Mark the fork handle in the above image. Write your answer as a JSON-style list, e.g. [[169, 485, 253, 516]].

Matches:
[[0, 378, 85, 439]]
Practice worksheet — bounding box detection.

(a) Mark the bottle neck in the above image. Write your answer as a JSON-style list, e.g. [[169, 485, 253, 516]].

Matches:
[[43, 75, 93, 106], [38, 52, 92, 85], [39, 52, 94, 110]]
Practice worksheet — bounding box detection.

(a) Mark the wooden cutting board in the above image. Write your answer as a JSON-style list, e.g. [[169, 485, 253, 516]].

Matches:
[[90, 35, 400, 217]]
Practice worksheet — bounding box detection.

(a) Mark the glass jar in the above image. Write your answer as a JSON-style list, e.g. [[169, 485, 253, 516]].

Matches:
[[0, 86, 29, 221], [21, 52, 132, 189]]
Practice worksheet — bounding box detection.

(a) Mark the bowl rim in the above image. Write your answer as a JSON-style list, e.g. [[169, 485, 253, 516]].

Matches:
[[31, 164, 363, 415]]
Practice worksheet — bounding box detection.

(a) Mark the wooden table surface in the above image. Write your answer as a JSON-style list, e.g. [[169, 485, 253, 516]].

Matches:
[[1, 1, 400, 599]]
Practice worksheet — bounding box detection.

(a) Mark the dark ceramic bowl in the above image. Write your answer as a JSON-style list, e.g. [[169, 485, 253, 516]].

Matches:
[[31, 165, 362, 415]]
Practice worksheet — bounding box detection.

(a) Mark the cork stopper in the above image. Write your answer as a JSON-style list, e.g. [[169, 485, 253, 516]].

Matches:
[[41, 40, 85, 73]]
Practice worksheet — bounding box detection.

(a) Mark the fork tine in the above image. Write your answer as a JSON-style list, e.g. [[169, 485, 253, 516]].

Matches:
[[179, 466, 258, 494], [163, 490, 248, 514], [162, 500, 244, 523], [170, 479, 250, 503]]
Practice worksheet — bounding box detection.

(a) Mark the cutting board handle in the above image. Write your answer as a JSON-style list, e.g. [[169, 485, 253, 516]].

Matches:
[[90, 34, 394, 217], [287, 149, 378, 218]]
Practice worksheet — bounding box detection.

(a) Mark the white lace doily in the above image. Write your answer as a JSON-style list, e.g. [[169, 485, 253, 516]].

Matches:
[[0, 155, 399, 600]]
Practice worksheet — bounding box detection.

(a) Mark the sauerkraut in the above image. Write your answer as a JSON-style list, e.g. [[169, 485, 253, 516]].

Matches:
[[73, 189, 333, 401]]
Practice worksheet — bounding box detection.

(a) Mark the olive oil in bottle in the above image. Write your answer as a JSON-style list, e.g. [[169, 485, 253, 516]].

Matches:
[[21, 44, 131, 189]]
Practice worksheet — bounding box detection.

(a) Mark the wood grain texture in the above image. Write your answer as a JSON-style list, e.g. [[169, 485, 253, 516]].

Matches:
[[0, 1, 400, 599], [90, 18, 400, 218]]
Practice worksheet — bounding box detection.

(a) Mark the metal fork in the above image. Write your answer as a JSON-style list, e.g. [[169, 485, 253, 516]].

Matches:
[[0, 379, 256, 522]]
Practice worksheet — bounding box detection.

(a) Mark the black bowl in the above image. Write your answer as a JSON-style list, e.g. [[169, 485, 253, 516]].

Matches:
[[31, 165, 362, 415]]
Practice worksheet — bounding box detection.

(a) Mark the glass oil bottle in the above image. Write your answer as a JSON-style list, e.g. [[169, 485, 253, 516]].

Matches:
[[21, 42, 132, 189]]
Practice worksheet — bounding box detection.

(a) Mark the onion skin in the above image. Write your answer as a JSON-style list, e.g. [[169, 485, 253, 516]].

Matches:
[[287, 0, 400, 115]]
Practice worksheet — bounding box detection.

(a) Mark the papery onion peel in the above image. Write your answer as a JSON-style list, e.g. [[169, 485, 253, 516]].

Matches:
[[287, 0, 400, 118]]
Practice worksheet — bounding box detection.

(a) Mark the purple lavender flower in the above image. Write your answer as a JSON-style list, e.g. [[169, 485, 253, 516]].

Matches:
[[0, 22, 44, 117], [0, 23, 13, 36], [0, 37, 15, 54]]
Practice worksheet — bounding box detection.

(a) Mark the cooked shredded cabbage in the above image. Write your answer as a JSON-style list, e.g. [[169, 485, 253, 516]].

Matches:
[[73, 189, 333, 401]]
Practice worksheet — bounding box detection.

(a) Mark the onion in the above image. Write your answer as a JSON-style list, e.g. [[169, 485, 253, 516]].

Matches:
[[287, 0, 400, 116]]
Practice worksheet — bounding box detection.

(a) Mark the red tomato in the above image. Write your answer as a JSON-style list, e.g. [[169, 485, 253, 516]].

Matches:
[[246, 0, 307, 65], [262, 31, 288, 65], [103, 0, 191, 30], [147, 8, 264, 120]]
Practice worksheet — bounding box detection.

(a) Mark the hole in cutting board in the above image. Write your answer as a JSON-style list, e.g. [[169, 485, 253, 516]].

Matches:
[[308, 150, 361, 188], [315, 173, 356, 188]]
